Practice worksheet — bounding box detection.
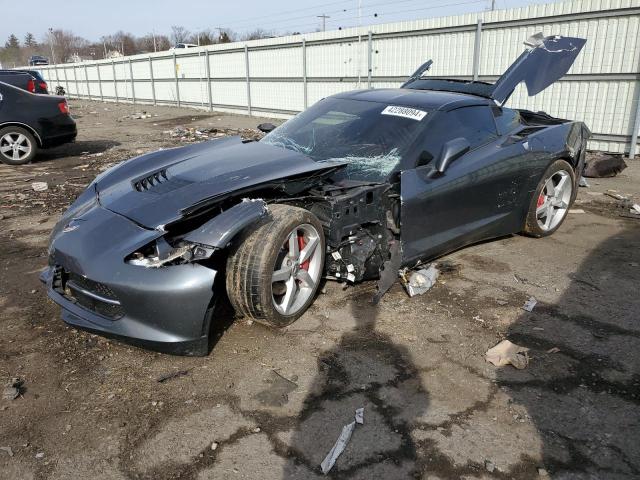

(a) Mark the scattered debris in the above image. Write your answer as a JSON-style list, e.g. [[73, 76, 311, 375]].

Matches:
[[547, 347, 561, 354], [485, 459, 496, 472], [3, 377, 24, 400], [578, 176, 590, 187], [486, 340, 529, 369], [402, 264, 440, 297], [31, 182, 48, 192], [631, 204, 640, 215], [35, 452, 44, 459], [211, 442, 218, 451], [164, 125, 263, 143], [569, 209, 585, 214], [496, 299, 509, 306], [0, 446, 13, 457], [320, 408, 365, 474], [604, 191, 630, 202], [156, 369, 190, 383], [583, 153, 627, 178], [523, 297, 537, 312]]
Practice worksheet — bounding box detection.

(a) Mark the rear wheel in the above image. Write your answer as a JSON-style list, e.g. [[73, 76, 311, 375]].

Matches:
[[0, 127, 37, 165], [226, 204, 325, 327], [524, 159, 575, 237]]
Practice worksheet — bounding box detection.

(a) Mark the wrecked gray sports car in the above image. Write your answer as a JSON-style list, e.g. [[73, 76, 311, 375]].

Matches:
[[42, 34, 589, 355]]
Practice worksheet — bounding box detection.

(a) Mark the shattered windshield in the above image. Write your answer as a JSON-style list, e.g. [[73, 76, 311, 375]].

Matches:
[[261, 98, 429, 181]]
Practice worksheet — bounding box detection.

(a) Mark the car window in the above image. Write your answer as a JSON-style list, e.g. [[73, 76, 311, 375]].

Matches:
[[416, 106, 497, 166], [492, 106, 521, 135]]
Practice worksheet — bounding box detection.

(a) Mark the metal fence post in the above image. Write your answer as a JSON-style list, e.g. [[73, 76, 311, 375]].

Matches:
[[472, 18, 482, 81], [367, 31, 373, 89], [112, 60, 118, 103], [629, 91, 640, 159], [96, 63, 104, 101], [72, 65, 79, 98], [63, 67, 70, 97], [302, 39, 308, 109], [244, 44, 252, 116], [205, 50, 213, 111], [84, 64, 91, 100], [129, 59, 136, 104], [149, 56, 156, 106], [54, 65, 60, 89], [173, 52, 181, 107]]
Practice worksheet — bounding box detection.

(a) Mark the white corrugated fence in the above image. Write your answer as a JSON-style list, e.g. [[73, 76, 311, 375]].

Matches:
[[34, 0, 640, 154]]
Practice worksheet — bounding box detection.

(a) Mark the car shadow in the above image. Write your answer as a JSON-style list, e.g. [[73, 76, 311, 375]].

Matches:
[[496, 224, 640, 477], [34, 139, 121, 162], [281, 283, 430, 478]]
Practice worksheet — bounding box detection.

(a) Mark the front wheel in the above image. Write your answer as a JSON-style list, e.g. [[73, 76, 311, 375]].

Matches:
[[226, 204, 325, 327], [523, 159, 575, 237], [0, 127, 38, 165]]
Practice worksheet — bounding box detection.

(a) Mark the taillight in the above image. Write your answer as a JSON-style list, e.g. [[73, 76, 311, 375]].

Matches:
[[58, 101, 70, 115], [27, 79, 35, 93], [39, 81, 47, 92]]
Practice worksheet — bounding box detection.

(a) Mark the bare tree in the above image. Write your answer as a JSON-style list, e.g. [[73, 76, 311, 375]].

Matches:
[[189, 29, 216, 46], [171, 26, 191, 45], [242, 29, 274, 41]]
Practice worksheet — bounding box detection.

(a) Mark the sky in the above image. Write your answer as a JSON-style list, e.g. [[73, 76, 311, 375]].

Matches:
[[2, 0, 558, 43]]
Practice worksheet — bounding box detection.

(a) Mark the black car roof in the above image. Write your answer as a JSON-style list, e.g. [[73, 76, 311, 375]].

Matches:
[[332, 88, 494, 111]]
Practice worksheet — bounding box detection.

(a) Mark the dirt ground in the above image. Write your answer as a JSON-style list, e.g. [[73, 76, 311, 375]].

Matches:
[[1, 100, 639, 480]]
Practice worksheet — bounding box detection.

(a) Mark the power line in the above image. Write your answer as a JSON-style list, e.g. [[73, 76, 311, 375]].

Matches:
[[221, 0, 488, 35]]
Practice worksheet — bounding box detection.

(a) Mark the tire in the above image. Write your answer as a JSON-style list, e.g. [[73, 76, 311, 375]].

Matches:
[[0, 127, 38, 165], [226, 204, 325, 327], [523, 159, 575, 238]]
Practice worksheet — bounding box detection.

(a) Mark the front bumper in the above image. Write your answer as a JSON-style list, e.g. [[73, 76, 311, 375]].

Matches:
[[43, 204, 218, 356]]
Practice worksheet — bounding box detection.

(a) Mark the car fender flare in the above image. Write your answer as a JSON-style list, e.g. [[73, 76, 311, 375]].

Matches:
[[0, 122, 43, 147], [183, 199, 269, 249]]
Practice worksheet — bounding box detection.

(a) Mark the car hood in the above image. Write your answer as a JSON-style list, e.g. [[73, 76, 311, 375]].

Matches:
[[96, 137, 346, 228]]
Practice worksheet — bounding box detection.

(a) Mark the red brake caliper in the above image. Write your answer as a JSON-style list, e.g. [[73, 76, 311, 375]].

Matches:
[[537, 194, 545, 208], [298, 234, 310, 270]]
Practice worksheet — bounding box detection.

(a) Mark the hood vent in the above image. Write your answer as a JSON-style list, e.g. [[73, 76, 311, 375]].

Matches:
[[133, 169, 191, 194]]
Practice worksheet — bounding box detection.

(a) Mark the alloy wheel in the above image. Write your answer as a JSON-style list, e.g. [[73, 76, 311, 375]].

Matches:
[[0, 132, 32, 162], [536, 170, 572, 231], [271, 223, 323, 315]]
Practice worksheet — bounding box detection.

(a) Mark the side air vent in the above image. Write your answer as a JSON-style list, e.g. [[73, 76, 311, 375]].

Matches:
[[133, 169, 168, 192]]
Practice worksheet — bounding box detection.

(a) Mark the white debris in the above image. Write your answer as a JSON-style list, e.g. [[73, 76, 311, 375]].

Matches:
[[523, 297, 537, 312], [320, 408, 365, 474], [331, 251, 342, 261], [404, 265, 440, 297], [569, 209, 585, 214], [578, 176, 590, 187], [631, 204, 640, 215], [31, 182, 48, 192], [485, 340, 529, 369]]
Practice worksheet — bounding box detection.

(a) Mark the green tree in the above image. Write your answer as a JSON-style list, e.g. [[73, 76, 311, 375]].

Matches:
[[24, 32, 37, 47], [5, 34, 19, 49]]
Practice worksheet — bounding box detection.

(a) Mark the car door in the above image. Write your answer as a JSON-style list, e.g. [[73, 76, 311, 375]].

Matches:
[[400, 105, 532, 264]]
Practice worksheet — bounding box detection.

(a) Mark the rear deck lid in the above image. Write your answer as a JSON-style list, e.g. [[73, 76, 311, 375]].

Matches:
[[490, 33, 586, 105]]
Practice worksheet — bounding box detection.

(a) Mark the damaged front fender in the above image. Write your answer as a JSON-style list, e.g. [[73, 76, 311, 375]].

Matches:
[[183, 199, 268, 249]]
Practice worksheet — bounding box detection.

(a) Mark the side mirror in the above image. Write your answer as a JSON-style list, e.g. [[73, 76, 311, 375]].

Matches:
[[257, 122, 276, 133], [429, 137, 470, 177]]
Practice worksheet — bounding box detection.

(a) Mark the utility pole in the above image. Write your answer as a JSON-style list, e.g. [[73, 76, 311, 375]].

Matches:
[[491, 0, 496, 10], [152, 30, 157, 52], [48, 27, 56, 64], [318, 14, 330, 32]]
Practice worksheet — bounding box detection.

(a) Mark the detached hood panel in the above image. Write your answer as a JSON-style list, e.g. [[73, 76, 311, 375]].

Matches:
[[96, 137, 345, 228]]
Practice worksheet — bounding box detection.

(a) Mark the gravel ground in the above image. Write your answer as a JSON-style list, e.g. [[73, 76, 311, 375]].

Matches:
[[1, 100, 639, 480]]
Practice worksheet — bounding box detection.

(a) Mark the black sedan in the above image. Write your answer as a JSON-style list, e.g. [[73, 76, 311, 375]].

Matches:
[[42, 34, 589, 355], [0, 81, 76, 164]]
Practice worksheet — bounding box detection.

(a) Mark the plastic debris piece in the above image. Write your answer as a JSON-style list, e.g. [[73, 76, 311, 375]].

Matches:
[[523, 297, 537, 312], [578, 176, 590, 187], [331, 251, 342, 260], [569, 209, 585, 214], [0, 446, 13, 457], [631, 204, 640, 215], [320, 408, 364, 474], [485, 340, 529, 369], [31, 182, 48, 192], [346, 273, 356, 283], [404, 265, 440, 297]]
